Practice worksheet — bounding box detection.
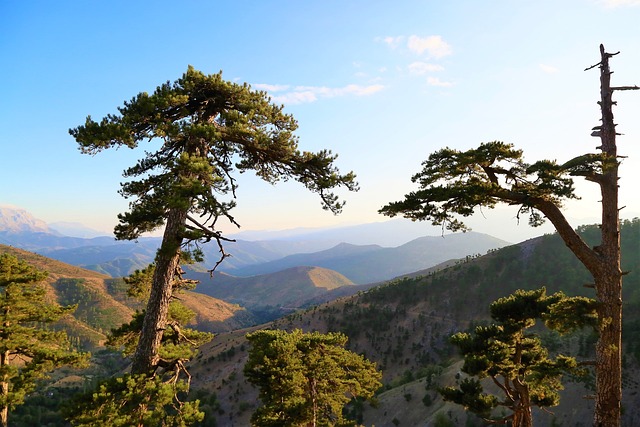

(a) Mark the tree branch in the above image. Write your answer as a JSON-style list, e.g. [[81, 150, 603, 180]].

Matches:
[[611, 85, 640, 91]]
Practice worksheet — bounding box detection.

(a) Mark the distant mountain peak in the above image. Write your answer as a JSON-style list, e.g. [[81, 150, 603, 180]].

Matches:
[[0, 206, 51, 233], [49, 221, 110, 238]]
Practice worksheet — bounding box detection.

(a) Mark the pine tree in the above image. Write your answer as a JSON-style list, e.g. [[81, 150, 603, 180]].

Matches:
[[244, 329, 381, 427], [381, 45, 637, 426], [440, 288, 596, 427], [67, 263, 212, 427], [70, 67, 357, 376], [0, 253, 87, 427]]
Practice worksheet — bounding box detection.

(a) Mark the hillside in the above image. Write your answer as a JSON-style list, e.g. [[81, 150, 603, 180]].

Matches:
[[226, 231, 509, 283], [0, 245, 255, 348], [192, 265, 356, 309], [187, 219, 640, 426]]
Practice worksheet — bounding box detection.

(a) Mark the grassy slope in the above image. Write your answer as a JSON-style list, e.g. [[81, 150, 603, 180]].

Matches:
[[0, 245, 256, 348], [193, 265, 356, 308]]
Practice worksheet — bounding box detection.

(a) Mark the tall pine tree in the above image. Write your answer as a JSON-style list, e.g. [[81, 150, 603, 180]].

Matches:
[[70, 67, 357, 377], [381, 45, 637, 427]]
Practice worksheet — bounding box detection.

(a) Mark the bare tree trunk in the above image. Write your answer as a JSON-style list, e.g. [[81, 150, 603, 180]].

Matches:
[[130, 208, 187, 375], [592, 44, 624, 427]]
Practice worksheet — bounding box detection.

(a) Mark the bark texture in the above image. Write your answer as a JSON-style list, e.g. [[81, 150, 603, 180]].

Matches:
[[591, 44, 624, 427], [130, 208, 187, 375]]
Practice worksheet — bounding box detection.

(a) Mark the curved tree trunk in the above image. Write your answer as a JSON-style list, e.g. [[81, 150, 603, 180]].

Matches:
[[131, 208, 187, 375]]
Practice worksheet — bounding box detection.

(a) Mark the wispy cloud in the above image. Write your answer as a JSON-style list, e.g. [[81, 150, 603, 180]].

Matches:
[[252, 83, 290, 92], [377, 35, 405, 49], [408, 61, 445, 75], [539, 63, 559, 74], [427, 77, 453, 87], [377, 34, 453, 89], [407, 35, 452, 58], [257, 83, 385, 105]]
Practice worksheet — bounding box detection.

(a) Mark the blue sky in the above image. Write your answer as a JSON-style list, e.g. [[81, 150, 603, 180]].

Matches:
[[2, 0, 640, 242]]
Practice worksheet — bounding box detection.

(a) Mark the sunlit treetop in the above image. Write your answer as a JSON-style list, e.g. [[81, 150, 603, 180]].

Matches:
[[70, 66, 358, 242]]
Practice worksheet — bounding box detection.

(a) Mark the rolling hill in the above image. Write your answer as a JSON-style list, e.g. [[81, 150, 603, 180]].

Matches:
[[186, 219, 640, 426], [0, 245, 256, 349], [192, 265, 356, 309]]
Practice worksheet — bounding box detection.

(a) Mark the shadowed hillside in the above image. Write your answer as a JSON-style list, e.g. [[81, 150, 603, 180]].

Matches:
[[187, 219, 640, 427]]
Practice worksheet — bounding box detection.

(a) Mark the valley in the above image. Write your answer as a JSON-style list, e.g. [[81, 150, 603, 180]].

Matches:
[[1, 206, 639, 426]]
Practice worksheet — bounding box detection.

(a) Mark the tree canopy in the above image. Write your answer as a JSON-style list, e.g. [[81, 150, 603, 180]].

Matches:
[[71, 66, 357, 242], [0, 253, 87, 427], [244, 329, 381, 427]]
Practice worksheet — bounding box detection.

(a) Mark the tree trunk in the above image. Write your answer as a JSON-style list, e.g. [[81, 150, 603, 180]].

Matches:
[[1, 350, 8, 427], [130, 208, 187, 375], [512, 407, 533, 427], [592, 44, 623, 427], [309, 377, 317, 427]]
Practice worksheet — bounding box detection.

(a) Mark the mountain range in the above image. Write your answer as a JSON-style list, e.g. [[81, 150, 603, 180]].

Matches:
[[221, 232, 507, 284], [0, 206, 510, 286]]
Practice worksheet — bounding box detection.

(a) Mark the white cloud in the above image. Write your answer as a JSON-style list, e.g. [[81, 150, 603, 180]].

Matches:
[[407, 35, 452, 58], [408, 61, 445, 75], [427, 77, 453, 87], [252, 83, 290, 92], [377, 35, 404, 49], [273, 91, 318, 104], [539, 64, 559, 74], [269, 84, 385, 105]]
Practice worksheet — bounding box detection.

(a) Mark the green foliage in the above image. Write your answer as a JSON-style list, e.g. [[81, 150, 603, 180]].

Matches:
[[0, 254, 88, 423], [244, 329, 382, 426], [440, 288, 593, 425], [9, 386, 81, 427], [67, 373, 203, 427], [422, 393, 433, 407], [107, 264, 213, 360], [70, 66, 358, 242], [379, 141, 581, 231]]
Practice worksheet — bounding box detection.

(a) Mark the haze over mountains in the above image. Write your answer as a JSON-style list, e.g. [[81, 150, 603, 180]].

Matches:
[[0, 206, 510, 286]]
